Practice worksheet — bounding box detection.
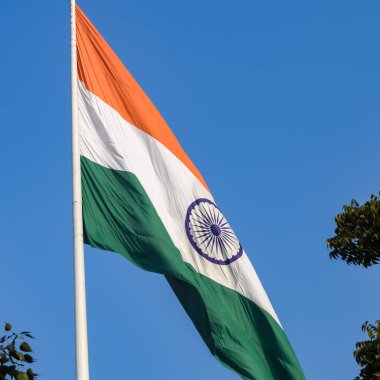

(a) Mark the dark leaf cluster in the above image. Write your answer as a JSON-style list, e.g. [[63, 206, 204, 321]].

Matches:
[[327, 193, 380, 267], [354, 320, 380, 379], [0, 323, 37, 380]]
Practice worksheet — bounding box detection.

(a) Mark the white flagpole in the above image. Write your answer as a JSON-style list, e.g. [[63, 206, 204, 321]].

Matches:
[[71, 0, 90, 379]]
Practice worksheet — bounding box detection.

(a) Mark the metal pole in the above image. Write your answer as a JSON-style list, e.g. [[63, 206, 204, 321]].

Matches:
[[71, 1, 90, 379]]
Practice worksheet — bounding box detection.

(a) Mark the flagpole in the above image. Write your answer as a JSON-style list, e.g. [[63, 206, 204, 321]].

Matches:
[[71, 1, 90, 379]]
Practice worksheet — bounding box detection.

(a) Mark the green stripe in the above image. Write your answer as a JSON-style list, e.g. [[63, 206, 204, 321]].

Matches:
[[81, 156, 305, 380]]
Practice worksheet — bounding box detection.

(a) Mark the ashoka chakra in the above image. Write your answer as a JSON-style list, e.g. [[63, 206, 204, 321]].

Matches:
[[185, 198, 243, 265]]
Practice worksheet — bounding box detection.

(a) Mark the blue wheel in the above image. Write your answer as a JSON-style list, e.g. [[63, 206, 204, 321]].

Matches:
[[185, 198, 243, 265]]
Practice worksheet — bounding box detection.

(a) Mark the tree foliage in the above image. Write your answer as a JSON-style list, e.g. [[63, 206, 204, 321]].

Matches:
[[0, 323, 37, 380], [354, 320, 380, 379], [327, 193, 380, 267]]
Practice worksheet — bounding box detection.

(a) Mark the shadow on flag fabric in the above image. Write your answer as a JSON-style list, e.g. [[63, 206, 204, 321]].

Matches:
[[76, 5, 305, 379]]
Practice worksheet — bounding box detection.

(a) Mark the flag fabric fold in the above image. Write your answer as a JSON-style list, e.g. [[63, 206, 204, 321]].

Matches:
[[76, 5, 305, 379]]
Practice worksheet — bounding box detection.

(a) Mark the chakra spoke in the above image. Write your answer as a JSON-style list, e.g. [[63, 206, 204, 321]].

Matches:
[[203, 206, 215, 225], [192, 225, 210, 232], [216, 237, 223, 258], [209, 207, 216, 224], [219, 237, 231, 260], [192, 230, 210, 236], [196, 207, 214, 226], [221, 232, 234, 239], [194, 231, 214, 239], [192, 215, 211, 229], [216, 213, 224, 226], [199, 234, 213, 247], [219, 238, 230, 259], [198, 207, 213, 225], [223, 239, 237, 250], [203, 234, 215, 251], [211, 207, 219, 224], [209, 235, 216, 254], [193, 219, 211, 228], [220, 229, 235, 236], [223, 236, 236, 249], [222, 233, 237, 246]]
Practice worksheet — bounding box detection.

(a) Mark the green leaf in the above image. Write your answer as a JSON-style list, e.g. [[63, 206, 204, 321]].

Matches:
[[16, 372, 28, 380], [24, 354, 34, 363], [7, 341, 15, 351], [19, 342, 32, 353]]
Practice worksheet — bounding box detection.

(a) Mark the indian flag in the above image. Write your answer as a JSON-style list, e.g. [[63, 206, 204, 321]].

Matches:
[[76, 5, 305, 380]]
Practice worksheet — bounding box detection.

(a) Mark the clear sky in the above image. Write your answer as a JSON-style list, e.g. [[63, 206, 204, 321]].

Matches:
[[1, 1, 379, 379]]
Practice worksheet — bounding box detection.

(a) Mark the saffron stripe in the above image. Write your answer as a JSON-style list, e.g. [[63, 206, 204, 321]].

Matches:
[[76, 5, 208, 190]]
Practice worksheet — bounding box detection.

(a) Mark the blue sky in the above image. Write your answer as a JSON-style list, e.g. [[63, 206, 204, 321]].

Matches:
[[1, 1, 379, 379]]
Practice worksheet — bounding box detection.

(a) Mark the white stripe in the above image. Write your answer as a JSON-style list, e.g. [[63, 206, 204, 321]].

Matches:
[[78, 81, 280, 325]]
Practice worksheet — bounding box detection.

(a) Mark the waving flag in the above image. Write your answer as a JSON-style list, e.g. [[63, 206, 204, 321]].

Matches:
[[76, 5, 305, 379]]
